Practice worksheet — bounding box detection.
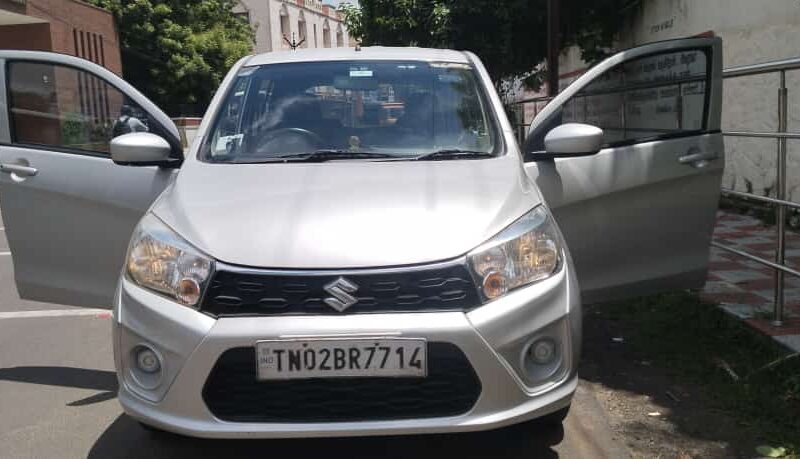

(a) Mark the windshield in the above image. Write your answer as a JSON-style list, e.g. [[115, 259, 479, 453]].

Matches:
[[200, 60, 499, 163]]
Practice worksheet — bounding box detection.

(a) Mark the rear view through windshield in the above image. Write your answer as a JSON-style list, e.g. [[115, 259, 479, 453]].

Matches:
[[201, 60, 499, 162]]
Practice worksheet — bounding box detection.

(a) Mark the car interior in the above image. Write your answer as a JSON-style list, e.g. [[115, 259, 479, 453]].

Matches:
[[204, 61, 496, 161]]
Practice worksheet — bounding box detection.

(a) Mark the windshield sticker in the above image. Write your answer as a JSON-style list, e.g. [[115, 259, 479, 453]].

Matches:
[[438, 74, 463, 83], [349, 69, 373, 77], [214, 134, 243, 154], [236, 67, 256, 77], [430, 62, 471, 69]]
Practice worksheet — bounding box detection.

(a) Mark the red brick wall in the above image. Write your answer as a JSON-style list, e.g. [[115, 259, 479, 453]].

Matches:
[[23, 0, 122, 75], [0, 23, 53, 51]]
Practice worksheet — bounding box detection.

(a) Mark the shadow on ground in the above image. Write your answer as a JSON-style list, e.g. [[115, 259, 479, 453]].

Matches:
[[0, 366, 117, 406], [0, 364, 565, 458], [88, 415, 564, 459], [578, 301, 759, 457]]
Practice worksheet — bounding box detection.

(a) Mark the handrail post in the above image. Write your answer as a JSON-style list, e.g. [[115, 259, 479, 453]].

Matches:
[[774, 70, 788, 326]]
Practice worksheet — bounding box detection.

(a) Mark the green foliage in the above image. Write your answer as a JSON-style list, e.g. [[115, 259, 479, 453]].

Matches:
[[337, 3, 363, 45], [337, 0, 640, 86], [561, 0, 642, 63], [60, 112, 86, 147], [88, 0, 254, 113]]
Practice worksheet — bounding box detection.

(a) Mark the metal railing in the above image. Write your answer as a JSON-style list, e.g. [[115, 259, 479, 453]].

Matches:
[[508, 57, 800, 325], [717, 58, 800, 326], [508, 95, 552, 145]]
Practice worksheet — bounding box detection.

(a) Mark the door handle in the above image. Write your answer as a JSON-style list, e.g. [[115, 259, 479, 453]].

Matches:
[[0, 163, 38, 177], [678, 150, 718, 167]]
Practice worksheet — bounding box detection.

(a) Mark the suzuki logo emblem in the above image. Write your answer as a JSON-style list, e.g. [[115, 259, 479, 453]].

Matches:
[[323, 277, 359, 312]]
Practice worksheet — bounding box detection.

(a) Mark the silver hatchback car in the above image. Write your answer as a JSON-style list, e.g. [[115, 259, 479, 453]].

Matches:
[[0, 37, 723, 438]]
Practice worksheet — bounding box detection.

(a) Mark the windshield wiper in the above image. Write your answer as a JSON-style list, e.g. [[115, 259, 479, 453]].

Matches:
[[273, 150, 398, 162], [229, 150, 398, 164], [414, 149, 494, 161]]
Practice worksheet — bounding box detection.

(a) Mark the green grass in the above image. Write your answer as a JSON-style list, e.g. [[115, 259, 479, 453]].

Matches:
[[600, 291, 800, 454]]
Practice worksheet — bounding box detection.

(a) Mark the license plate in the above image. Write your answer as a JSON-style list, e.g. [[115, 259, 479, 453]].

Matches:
[[255, 338, 427, 380]]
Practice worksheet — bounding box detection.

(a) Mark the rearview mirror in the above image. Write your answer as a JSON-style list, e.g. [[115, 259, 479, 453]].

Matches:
[[110, 132, 173, 166], [543, 123, 604, 157]]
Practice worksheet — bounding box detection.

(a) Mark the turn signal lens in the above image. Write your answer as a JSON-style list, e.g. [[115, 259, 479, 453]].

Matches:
[[482, 271, 508, 299], [177, 277, 202, 305], [126, 214, 213, 307], [468, 206, 562, 302]]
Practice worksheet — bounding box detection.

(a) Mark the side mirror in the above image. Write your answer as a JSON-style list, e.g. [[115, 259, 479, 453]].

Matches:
[[110, 132, 174, 166], [543, 123, 604, 157]]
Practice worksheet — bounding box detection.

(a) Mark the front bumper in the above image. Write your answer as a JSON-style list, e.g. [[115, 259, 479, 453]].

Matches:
[[113, 262, 581, 439]]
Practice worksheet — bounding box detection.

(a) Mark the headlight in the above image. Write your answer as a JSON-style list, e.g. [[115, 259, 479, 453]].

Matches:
[[468, 206, 562, 301], [126, 213, 213, 307]]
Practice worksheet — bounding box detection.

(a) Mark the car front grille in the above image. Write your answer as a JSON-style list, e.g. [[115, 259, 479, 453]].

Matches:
[[199, 260, 480, 317], [202, 343, 482, 423]]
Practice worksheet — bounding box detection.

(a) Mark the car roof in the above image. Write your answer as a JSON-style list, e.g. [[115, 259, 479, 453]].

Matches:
[[244, 46, 471, 66]]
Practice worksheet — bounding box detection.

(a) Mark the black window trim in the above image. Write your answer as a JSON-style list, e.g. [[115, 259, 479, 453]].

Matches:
[[3, 59, 182, 164]]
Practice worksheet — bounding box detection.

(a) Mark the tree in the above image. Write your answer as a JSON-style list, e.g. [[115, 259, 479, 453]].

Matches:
[[338, 0, 639, 91], [89, 0, 254, 114]]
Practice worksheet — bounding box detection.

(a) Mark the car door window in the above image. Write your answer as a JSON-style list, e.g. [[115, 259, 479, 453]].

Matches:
[[6, 61, 168, 156], [527, 48, 709, 152]]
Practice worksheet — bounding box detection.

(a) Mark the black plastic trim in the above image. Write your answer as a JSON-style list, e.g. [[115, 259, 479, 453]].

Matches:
[[202, 343, 482, 423]]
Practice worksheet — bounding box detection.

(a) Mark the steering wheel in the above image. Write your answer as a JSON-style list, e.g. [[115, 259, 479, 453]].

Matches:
[[252, 128, 322, 156]]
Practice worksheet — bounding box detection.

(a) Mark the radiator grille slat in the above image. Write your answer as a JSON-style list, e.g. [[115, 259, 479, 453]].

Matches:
[[200, 262, 480, 316]]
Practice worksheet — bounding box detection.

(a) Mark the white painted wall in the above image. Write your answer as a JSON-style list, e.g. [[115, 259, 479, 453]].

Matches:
[[621, 0, 800, 201], [519, 0, 800, 202], [234, 0, 349, 53]]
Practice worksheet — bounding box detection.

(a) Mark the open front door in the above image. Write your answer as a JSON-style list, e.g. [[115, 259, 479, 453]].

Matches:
[[0, 51, 182, 308], [524, 37, 724, 304]]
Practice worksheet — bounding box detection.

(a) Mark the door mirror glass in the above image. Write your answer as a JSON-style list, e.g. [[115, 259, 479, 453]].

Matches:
[[110, 132, 172, 165], [544, 123, 604, 157]]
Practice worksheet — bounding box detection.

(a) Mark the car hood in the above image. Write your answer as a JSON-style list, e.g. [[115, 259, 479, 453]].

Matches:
[[152, 155, 540, 269]]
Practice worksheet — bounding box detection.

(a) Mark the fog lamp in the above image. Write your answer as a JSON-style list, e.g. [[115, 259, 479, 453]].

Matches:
[[136, 347, 161, 374], [497, 319, 570, 390], [528, 338, 557, 365]]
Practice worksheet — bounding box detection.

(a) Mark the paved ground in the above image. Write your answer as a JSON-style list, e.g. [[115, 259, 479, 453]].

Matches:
[[702, 210, 800, 351], [0, 216, 630, 458]]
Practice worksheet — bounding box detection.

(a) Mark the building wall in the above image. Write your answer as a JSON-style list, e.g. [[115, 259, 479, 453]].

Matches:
[[618, 0, 800, 202], [516, 0, 800, 202], [0, 0, 122, 75], [235, 0, 349, 54], [0, 22, 52, 51], [24, 0, 122, 75]]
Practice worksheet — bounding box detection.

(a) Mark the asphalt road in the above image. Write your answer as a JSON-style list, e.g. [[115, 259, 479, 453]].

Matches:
[[0, 214, 629, 458]]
